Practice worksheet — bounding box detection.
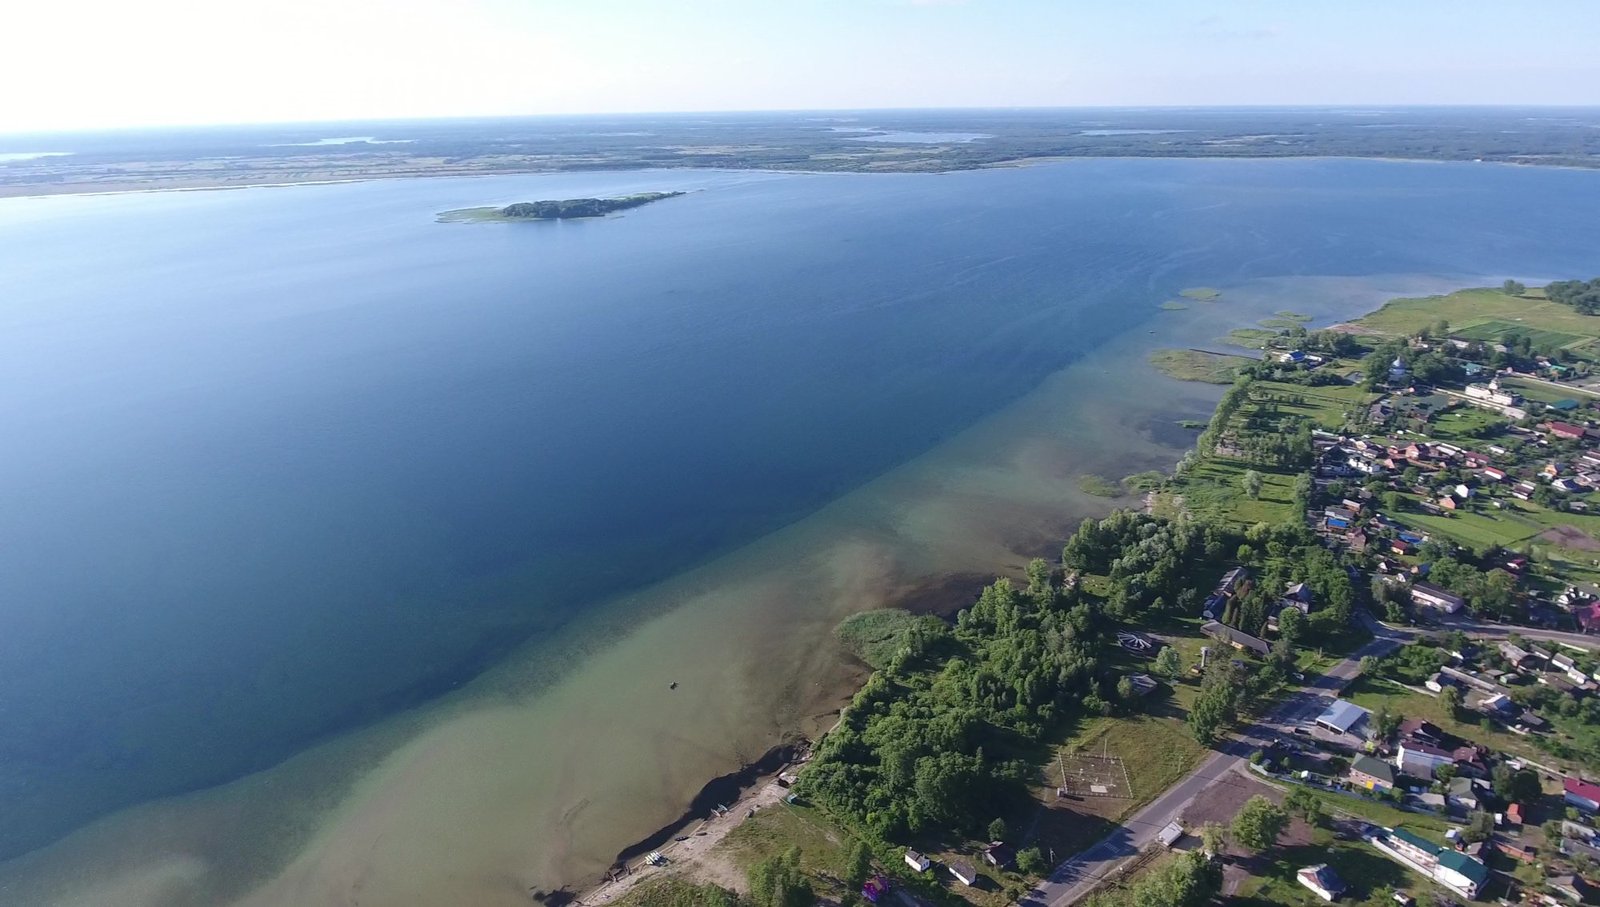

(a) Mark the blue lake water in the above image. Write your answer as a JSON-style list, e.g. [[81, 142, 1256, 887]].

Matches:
[[2, 158, 1600, 869]]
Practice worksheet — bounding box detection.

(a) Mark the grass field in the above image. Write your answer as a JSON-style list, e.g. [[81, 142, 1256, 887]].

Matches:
[[1230, 827, 1433, 907], [1356, 287, 1600, 346], [1450, 319, 1586, 349], [1175, 459, 1300, 525], [1251, 381, 1376, 432], [1180, 287, 1222, 300], [1395, 506, 1540, 549], [1148, 348, 1251, 384], [1424, 406, 1504, 443]]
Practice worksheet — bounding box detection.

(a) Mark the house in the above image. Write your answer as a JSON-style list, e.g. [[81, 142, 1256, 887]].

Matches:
[[1494, 835, 1537, 862], [1512, 481, 1537, 500], [1554, 477, 1583, 493], [1465, 379, 1521, 407], [1351, 754, 1396, 791], [1317, 700, 1371, 737], [982, 842, 1015, 868], [1397, 718, 1446, 747], [1447, 777, 1481, 812], [1201, 620, 1271, 657], [1435, 850, 1489, 897], [1549, 421, 1590, 442], [1481, 466, 1508, 482], [1481, 692, 1519, 717], [1391, 538, 1416, 556], [1565, 777, 1600, 813], [1284, 582, 1314, 606], [1499, 641, 1534, 669], [1561, 835, 1600, 864], [1297, 864, 1348, 902], [1437, 496, 1458, 511], [1425, 673, 1453, 693], [903, 850, 931, 873], [1553, 651, 1577, 672], [948, 861, 979, 887], [1157, 821, 1185, 848], [1396, 741, 1455, 778], [1548, 874, 1594, 904], [1452, 745, 1490, 779], [1382, 828, 1490, 899], [1125, 673, 1158, 697], [1410, 582, 1466, 614], [1348, 529, 1370, 552]]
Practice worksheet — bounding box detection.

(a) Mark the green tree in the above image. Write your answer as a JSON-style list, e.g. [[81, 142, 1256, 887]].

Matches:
[[1492, 764, 1542, 804], [1503, 279, 1526, 296], [987, 818, 1008, 842], [1154, 645, 1183, 679], [1463, 810, 1495, 843], [1283, 785, 1324, 827], [1441, 685, 1462, 718], [843, 840, 872, 892], [1200, 822, 1228, 856], [1231, 795, 1289, 851], [1128, 850, 1220, 907], [1017, 846, 1048, 876], [1242, 469, 1264, 500], [747, 848, 814, 907]]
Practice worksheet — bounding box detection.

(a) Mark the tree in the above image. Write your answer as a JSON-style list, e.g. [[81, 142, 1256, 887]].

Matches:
[[1200, 822, 1229, 856], [1017, 846, 1048, 876], [1441, 685, 1462, 718], [1242, 469, 1264, 500], [1283, 785, 1323, 827], [1154, 645, 1183, 679], [1117, 675, 1137, 704], [1231, 795, 1289, 851], [1277, 606, 1305, 647], [1383, 491, 1406, 513], [988, 818, 1008, 842], [843, 840, 872, 892], [1127, 850, 1220, 907], [1503, 279, 1526, 296], [1492, 764, 1542, 804], [748, 848, 814, 907], [1463, 810, 1495, 843]]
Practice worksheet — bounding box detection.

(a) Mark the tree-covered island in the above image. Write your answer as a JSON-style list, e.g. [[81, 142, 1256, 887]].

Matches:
[[437, 191, 685, 223]]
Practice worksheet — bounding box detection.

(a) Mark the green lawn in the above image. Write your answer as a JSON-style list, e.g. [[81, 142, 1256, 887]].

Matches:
[[1451, 319, 1586, 349], [1356, 286, 1600, 344], [1251, 381, 1376, 432], [1425, 406, 1504, 443], [1232, 832, 1423, 907], [1394, 506, 1540, 549], [1174, 459, 1300, 525]]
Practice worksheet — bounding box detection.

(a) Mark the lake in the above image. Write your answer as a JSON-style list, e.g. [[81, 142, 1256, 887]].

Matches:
[[1, 158, 1598, 906]]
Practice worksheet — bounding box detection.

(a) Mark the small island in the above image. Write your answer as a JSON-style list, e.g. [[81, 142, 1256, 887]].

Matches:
[[437, 191, 685, 223]]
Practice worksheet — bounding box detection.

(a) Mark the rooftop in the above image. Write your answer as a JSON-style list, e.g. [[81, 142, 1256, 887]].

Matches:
[[1317, 699, 1370, 734]]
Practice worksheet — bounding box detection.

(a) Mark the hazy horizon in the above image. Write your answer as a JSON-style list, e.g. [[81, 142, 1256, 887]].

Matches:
[[5, 0, 1598, 133]]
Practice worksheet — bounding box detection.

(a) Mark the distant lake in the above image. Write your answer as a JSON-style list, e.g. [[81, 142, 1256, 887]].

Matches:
[[2, 158, 1600, 904], [843, 129, 992, 143], [1080, 128, 1190, 136]]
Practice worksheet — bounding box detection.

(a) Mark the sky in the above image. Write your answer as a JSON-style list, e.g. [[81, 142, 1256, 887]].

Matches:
[[4, 0, 1599, 133]]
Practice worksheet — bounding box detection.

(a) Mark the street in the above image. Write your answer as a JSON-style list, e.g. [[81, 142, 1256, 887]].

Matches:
[[1019, 618, 1409, 907]]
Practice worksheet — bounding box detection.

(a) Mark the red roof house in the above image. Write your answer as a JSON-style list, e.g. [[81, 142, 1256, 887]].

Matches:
[[1548, 422, 1589, 442]]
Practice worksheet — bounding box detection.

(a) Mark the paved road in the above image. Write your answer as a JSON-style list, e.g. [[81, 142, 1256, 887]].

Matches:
[[1019, 620, 1408, 907], [1439, 617, 1599, 651]]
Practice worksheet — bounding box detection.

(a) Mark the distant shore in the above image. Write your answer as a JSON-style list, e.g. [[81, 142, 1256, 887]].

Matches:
[[4, 152, 1600, 202]]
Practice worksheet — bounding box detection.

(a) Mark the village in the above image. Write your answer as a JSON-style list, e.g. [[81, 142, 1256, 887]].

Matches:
[[603, 286, 1600, 907]]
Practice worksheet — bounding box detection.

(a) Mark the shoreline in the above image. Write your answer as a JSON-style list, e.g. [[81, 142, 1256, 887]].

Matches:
[[553, 277, 1463, 907], [4, 152, 1599, 202]]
